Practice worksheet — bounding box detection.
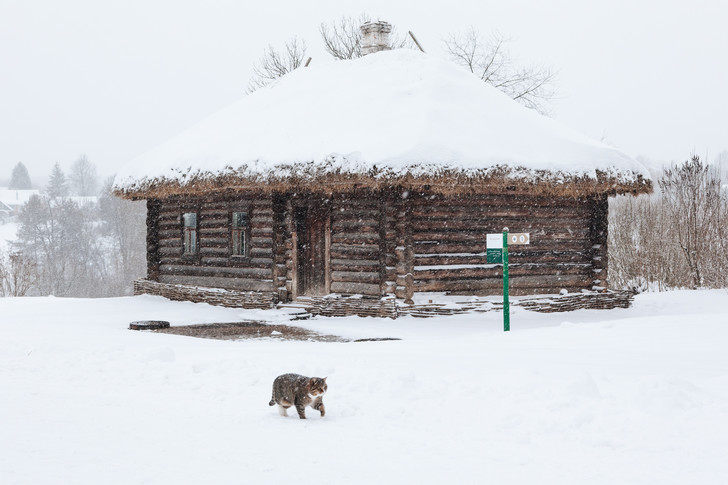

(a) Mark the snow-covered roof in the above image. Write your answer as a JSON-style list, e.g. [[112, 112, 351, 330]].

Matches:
[[0, 188, 41, 209], [114, 49, 651, 198]]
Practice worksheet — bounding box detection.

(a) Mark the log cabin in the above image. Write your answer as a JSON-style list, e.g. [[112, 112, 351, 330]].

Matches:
[[114, 22, 651, 315]]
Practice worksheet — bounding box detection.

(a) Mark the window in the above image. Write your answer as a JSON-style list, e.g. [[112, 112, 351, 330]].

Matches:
[[231, 211, 248, 257], [183, 212, 198, 254]]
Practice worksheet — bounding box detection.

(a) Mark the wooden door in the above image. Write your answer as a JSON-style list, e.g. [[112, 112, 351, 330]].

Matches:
[[295, 204, 329, 296]]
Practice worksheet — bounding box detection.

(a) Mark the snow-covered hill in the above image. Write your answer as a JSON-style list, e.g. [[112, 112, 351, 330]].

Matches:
[[2, 290, 727, 484]]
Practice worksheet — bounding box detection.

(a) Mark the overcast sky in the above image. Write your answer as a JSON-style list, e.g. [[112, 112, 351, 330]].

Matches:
[[1, 0, 726, 183]]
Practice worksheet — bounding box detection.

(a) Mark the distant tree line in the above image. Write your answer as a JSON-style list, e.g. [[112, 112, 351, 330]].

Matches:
[[609, 154, 728, 291], [1, 157, 146, 297], [6, 156, 100, 196]]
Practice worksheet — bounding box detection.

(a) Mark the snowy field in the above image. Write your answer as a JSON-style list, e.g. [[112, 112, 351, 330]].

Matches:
[[0, 222, 17, 251], [2, 290, 728, 484]]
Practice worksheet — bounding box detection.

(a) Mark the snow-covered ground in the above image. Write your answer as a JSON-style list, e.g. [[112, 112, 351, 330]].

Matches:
[[2, 290, 728, 484], [0, 222, 17, 251]]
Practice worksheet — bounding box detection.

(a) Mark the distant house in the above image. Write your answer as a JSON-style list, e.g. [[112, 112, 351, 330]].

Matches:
[[0, 200, 11, 223], [114, 22, 651, 316], [0, 188, 41, 219]]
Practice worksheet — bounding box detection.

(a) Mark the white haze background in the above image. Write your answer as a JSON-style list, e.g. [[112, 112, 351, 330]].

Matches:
[[1, 0, 727, 181]]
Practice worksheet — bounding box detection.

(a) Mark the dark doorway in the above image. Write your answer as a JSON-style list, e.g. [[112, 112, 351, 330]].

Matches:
[[294, 203, 329, 296]]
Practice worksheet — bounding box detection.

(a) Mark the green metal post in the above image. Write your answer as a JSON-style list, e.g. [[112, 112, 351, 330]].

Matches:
[[503, 230, 510, 332]]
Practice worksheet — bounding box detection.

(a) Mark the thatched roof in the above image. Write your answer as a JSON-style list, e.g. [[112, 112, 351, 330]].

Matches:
[[114, 50, 652, 200]]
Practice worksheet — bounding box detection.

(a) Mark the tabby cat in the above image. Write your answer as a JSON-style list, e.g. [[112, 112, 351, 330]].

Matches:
[[269, 373, 327, 419]]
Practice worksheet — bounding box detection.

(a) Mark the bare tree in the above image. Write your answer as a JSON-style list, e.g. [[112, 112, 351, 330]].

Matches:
[[659, 155, 723, 288], [0, 249, 38, 297], [319, 14, 411, 60], [98, 177, 147, 295], [69, 154, 99, 196], [247, 37, 308, 93], [444, 28, 556, 115], [609, 155, 728, 291]]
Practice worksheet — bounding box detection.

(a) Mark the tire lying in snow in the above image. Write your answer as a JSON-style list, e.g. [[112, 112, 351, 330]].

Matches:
[[129, 320, 170, 330]]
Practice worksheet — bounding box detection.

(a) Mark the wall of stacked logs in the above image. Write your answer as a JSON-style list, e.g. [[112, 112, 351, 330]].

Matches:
[[409, 192, 608, 296], [147, 194, 277, 293], [142, 189, 612, 312]]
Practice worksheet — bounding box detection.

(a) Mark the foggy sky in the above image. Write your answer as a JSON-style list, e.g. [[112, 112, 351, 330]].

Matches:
[[1, 0, 726, 183]]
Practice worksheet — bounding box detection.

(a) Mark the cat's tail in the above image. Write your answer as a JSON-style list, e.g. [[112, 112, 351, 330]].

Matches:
[[268, 399, 275, 406]]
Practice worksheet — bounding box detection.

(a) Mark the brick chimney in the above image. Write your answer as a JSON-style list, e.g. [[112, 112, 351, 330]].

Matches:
[[360, 21, 392, 55]]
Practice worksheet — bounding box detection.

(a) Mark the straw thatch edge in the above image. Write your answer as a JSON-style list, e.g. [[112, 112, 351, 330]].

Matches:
[[113, 162, 652, 200]]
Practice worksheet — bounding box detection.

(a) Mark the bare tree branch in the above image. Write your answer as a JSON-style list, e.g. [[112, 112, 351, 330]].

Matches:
[[319, 14, 412, 60], [444, 28, 557, 115], [247, 37, 308, 93]]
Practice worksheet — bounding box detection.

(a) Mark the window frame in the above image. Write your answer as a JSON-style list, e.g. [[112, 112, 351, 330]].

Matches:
[[181, 210, 200, 259], [228, 205, 251, 262], [230, 210, 249, 258]]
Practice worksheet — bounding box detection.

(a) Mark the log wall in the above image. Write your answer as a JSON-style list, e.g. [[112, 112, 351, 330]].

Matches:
[[410, 193, 606, 295], [152, 194, 276, 295], [143, 190, 612, 307], [328, 192, 385, 297]]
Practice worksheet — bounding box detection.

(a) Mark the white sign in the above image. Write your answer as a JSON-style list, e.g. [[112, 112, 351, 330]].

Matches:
[[508, 233, 530, 245], [486, 233, 503, 249]]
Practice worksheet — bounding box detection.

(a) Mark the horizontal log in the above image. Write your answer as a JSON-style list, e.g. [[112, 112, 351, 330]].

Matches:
[[157, 211, 180, 221], [251, 213, 274, 221], [251, 227, 274, 236], [199, 227, 228, 236], [160, 264, 272, 279], [330, 243, 379, 256], [410, 218, 590, 232], [412, 227, 590, 240], [411, 206, 591, 219], [330, 281, 381, 296], [333, 198, 380, 208], [159, 229, 181, 239], [200, 247, 229, 256], [250, 247, 273, 257], [159, 247, 182, 256], [159, 238, 182, 248], [159, 275, 274, 292], [332, 208, 379, 219], [331, 221, 379, 232], [331, 265, 379, 274], [200, 257, 232, 265], [330, 258, 379, 267], [413, 263, 591, 280], [200, 237, 228, 246], [414, 240, 591, 253], [331, 232, 381, 244], [413, 252, 590, 266], [201, 200, 252, 209], [409, 194, 590, 208], [158, 219, 180, 230], [251, 237, 273, 248], [415, 274, 593, 292], [199, 257, 272, 267], [331, 271, 381, 284]]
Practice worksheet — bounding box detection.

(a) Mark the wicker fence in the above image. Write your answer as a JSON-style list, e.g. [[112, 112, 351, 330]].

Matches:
[[134, 279, 634, 318]]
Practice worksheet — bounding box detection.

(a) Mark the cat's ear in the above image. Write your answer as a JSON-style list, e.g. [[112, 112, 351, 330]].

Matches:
[[323, 377, 327, 382]]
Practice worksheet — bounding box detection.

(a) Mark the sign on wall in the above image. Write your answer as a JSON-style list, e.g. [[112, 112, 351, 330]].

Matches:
[[486, 233, 503, 263], [507, 233, 530, 245]]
